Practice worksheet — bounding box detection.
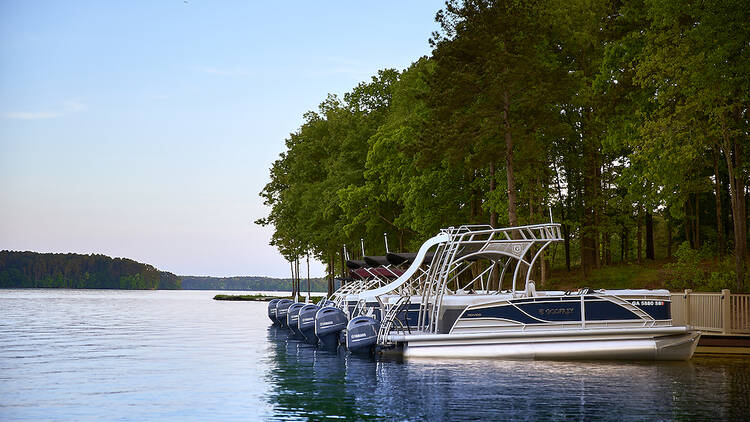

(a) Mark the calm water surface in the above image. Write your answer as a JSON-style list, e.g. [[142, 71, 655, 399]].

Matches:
[[1, 289, 748, 421]]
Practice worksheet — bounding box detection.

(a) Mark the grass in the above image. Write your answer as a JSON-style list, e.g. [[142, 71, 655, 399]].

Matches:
[[213, 294, 280, 301], [213, 294, 327, 303], [544, 260, 667, 291]]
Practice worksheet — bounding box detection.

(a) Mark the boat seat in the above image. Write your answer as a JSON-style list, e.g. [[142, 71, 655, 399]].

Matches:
[[524, 281, 537, 297]]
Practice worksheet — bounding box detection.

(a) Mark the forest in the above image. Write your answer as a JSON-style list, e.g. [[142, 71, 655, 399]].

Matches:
[[181, 275, 331, 292], [0, 251, 182, 290], [257, 0, 749, 294]]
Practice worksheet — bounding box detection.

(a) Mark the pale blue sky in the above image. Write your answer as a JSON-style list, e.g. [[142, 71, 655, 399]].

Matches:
[[0, 0, 445, 277]]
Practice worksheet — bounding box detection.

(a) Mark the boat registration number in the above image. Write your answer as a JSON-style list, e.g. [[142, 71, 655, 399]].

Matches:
[[630, 300, 665, 306]]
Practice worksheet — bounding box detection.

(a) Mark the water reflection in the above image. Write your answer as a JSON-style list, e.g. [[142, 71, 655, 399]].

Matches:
[[264, 327, 749, 421], [2, 290, 745, 421], [264, 327, 368, 420]]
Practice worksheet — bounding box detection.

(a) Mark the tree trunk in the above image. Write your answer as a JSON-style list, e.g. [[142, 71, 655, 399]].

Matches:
[[602, 233, 612, 267], [684, 199, 692, 248], [489, 162, 497, 228], [529, 194, 535, 223], [503, 89, 518, 228], [340, 247, 346, 286], [469, 171, 479, 224], [623, 226, 630, 262], [722, 132, 747, 292], [646, 211, 655, 260], [289, 260, 295, 297], [553, 162, 570, 271], [694, 193, 701, 250], [581, 133, 599, 276], [563, 223, 571, 272], [306, 254, 311, 300], [296, 258, 301, 300], [594, 163, 601, 269], [332, 253, 336, 294], [713, 149, 725, 256], [582, 195, 598, 275], [666, 218, 672, 259], [291, 259, 297, 299], [637, 207, 643, 263], [489, 161, 499, 288]]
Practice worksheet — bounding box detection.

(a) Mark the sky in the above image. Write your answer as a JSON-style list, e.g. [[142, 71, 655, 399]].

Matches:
[[0, 0, 446, 278]]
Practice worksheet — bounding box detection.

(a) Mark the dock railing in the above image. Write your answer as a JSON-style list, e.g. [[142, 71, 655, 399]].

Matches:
[[671, 290, 750, 335]]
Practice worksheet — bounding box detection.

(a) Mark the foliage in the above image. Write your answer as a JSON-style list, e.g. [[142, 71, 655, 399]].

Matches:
[[0, 251, 181, 290], [662, 242, 709, 291], [547, 262, 664, 291], [256, 0, 749, 291], [662, 242, 747, 292], [181, 276, 332, 292]]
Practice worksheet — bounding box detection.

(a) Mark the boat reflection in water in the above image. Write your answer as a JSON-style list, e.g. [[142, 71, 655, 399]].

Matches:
[[264, 325, 749, 420]]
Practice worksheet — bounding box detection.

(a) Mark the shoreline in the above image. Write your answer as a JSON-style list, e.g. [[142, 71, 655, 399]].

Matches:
[[213, 294, 325, 303]]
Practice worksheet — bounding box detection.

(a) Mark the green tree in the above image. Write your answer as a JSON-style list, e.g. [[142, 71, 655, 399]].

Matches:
[[634, 0, 749, 290], [428, 0, 568, 228]]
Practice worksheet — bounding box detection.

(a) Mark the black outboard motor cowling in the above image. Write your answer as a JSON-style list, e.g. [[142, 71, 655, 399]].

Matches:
[[275, 299, 294, 329], [346, 316, 380, 354], [298, 304, 320, 345], [315, 306, 348, 351]]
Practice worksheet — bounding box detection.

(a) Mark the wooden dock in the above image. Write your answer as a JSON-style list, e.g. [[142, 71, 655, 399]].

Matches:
[[696, 334, 750, 355], [671, 290, 750, 355]]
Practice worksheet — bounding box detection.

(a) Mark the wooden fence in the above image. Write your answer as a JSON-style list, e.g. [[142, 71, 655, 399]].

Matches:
[[670, 289, 750, 335]]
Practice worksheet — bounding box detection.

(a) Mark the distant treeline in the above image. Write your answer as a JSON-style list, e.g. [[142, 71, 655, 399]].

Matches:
[[180, 276, 331, 292], [0, 251, 181, 290]]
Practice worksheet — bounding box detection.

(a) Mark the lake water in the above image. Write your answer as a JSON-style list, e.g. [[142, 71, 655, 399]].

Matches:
[[1, 289, 748, 421]]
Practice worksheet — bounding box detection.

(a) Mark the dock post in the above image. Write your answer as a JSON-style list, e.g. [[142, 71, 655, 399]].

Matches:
[[684, 289, 692, 327], [721, 289, 731, 334]]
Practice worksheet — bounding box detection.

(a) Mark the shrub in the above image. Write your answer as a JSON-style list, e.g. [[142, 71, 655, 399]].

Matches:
[[663, 242, 706, 291], [705, 270, 736, 292], [663, 241, 747, 292]]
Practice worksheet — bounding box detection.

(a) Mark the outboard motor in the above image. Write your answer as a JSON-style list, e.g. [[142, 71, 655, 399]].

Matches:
[[268, 298, 281, 325], [275, 299, 294, 329], [346, 316, 380, 354], [297, 304, 320, 345], [287, 303, 305, 338], [315, 306, 348, 351]]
